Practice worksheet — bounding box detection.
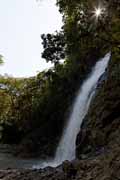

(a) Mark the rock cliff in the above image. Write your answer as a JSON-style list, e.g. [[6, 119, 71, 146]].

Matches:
[[76, 50, 120, 160]]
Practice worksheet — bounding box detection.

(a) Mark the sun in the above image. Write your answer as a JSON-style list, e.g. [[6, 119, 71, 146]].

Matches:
[[95, 8, 102, 17], [92, 6, 104, 20]]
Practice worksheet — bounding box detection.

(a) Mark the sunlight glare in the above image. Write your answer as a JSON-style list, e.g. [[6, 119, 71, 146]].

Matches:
[[95, 8, 102, 17]]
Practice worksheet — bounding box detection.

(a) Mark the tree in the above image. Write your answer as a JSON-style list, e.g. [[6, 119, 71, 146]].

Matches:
[[0, 55, 4, 65], [41, 31, 65, 65]]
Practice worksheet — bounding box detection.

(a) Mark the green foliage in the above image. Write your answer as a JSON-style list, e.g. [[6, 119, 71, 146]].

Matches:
[[0, 55, 4, 65], [41, 31, 65, 65], [0, 76, 28, 142]]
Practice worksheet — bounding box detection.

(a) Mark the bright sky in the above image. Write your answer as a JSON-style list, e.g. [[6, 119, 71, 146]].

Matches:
[[0, 0, 62, 77]]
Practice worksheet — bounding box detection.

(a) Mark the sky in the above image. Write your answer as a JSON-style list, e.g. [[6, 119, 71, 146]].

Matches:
[[0, 0, 62, 77]]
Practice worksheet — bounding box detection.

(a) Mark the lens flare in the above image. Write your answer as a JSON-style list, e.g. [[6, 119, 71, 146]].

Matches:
[[95, 8, 102, 17], [92, 6, 105, 20]]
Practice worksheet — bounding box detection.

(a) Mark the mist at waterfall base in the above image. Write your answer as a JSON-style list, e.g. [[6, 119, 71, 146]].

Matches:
[[33, 53, 111, 169]]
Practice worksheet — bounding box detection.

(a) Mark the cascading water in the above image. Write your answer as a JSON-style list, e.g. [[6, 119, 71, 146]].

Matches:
[[33, 53, 110, 169]]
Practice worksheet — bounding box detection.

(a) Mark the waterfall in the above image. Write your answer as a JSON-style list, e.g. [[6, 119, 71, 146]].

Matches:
[[33, 53, 110, 169]]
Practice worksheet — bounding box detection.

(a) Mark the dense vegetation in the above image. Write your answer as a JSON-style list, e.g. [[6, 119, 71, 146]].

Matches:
[[0, 0, 119, 157]]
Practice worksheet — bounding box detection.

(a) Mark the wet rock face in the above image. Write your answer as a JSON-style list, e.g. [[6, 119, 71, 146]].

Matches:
[[76, 52, 120, 159]]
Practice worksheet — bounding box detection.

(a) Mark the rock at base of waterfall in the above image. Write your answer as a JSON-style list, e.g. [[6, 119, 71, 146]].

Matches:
[[0, 148, 120, 180]]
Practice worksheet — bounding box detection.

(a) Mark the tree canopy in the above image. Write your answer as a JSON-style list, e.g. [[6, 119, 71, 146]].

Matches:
[[0, 55, 4, 65]]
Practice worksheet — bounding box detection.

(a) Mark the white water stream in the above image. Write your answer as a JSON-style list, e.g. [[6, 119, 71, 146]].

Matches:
[[55, 53, 110, 163], [33, 53, 110, 169]]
